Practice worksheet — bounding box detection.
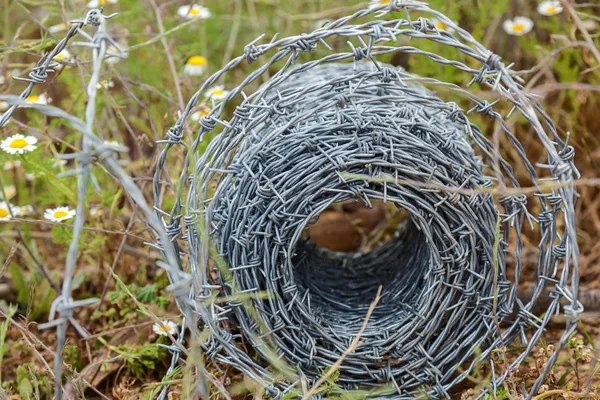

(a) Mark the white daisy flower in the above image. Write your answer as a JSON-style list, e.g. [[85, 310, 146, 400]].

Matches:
[[582, 20, 597, 31], [190, 107, 211, 122], [104, 44, 128, 65], [52, 159, 67, 168], [25, 93, 51, 105], [96, 80, 115, 90], [204, 85, 230, 101], [368, 0, 391, 9], [89, 205, 103, 217], [44, 206, 76, 222], [3, 185, 16, 200], [13, 205, 33, 216], [1, 134, 38, 155], [152, 320, 178, 337], [0, 101, 8, 111], [53, 49, 73, 64], [184, 56, 207, 76], [48, 22, 70, 34], [3, 160, 22, 170], [87, 0, 118, 8], [431, 18, 455, 33], [537, 1, 563, 16], [312, 19, 330, 30], [104, 140, 123, 148], [0, 202, 13, 221], [25, 173, 36, 181], [503, 17, 534, 36], [177, 4, 211, 20]]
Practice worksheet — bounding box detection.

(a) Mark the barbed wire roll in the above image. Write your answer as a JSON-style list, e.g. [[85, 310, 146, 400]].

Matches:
[[154, 1, 581, 398]]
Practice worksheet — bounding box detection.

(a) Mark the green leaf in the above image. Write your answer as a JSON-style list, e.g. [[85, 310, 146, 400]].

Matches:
[[155, 295, 169, 307], [556, 368, 573, 387], [71, 271, 86, 291], [19, 377, 33, 399], [8, 263, 29, 305], [136, 284, 157, 304]]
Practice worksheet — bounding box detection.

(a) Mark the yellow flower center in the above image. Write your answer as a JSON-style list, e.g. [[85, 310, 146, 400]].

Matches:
[[513, 23, 525, 32], [188, 56, 207, 66], [26, 95, 39, 102], [379, 0, 390, 4], [10, 138, 28, 149], [546, 7, 556, 14], [0, 208, 8, 218], [212, 89, 224, 96], [53, 211, 68, 219], [436, 22, 447, 30], [189, 8, 200, 15]]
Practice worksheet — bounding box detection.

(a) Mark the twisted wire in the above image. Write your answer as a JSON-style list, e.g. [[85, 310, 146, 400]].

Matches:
[[152, 1, 581, 398], [0, 0, 580, 398], [1, 9, 199, 399]]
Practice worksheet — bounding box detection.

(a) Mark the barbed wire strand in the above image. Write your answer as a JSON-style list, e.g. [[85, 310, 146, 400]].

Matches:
[[151, 1, 581, 399], [0, 1, 582, 399], [0, 9, 201, 400]]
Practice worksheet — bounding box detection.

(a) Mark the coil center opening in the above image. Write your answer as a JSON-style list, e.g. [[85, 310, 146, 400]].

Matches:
[[292, 198, 429, 323]]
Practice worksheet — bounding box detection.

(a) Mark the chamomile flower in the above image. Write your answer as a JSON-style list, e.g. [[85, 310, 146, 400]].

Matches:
[[311, 19, 330, 30], [0, 202, 13, 221], [582, 20, 597, 31], [105, 44, 127, 65], [104, 140, 123, 148], [191, 107, 211, 122], [87, 0, 118, 8], [368, 0, 391, 9], [52, 159, 67, 168], [537, 1, 563, 16], [96, 80, 115, 90], [503, 17, 534, 36], [0, 101, 8, 111], [184, 56, 207, 76], [177, 4, 211, 20], [431, 18, 455, 33], [48, 22, 70, 34], [53, 49, 73, 64], [13, 205, 33, 216], [44, 206, 76, 222], [3, 160, 22, 170], [204, 85, 230, 101], [152, 320, 178, 337], [25, 93, 51, 105], [89, 206, 103, 218], [3, 185, 16, 200], [1, 134, 38, 155], [25, 173, 36, 181]]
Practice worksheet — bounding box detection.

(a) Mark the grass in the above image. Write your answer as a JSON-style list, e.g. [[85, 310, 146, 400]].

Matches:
[[0, 0, 599, 398]]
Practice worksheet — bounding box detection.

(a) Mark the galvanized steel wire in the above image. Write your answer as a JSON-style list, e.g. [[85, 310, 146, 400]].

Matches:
[[0, 9, 196, 400], [153, 1, 582, 398], [0, 0, 582, 398]]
